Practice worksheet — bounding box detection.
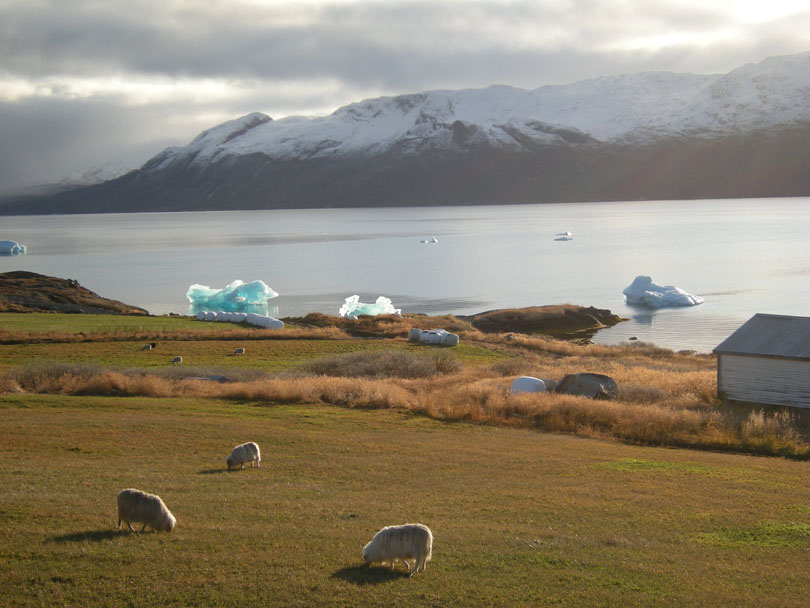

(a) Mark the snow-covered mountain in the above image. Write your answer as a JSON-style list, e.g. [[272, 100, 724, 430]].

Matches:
[[3, 51, 810, 214]]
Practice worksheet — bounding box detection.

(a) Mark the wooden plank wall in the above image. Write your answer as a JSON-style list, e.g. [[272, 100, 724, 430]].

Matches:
[[718, 354, 810, 408]]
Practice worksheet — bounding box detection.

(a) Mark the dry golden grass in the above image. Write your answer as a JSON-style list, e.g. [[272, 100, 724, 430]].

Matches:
[[4, 347, 808, 457], [0, 324, 348, 345]]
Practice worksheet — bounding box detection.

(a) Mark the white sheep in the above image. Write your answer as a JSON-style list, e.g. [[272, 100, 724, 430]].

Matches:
[[116, 488, 176, 533], [171, 356, 182, 364], [362, 523, 433, 576], [227, 441, 261, 470], [233, 347, 245, 355]]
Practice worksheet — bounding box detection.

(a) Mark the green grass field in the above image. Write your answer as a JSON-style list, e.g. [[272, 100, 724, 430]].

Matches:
[[3, 393, 810, 607]]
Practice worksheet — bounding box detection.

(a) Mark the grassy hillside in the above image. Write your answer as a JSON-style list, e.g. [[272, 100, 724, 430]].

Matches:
[[1, 312, 808, 457], [3, 312, 810, 605], [3, 394, 810, 607]]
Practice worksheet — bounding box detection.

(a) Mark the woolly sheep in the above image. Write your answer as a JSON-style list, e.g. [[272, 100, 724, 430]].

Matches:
[[141, 344, 152, 351], [116, 488, 176, 533], [233, 347, 245, 355], [171, 356, 182, 364], [363, 523, 433, 576], [227, 441, 261, 470]]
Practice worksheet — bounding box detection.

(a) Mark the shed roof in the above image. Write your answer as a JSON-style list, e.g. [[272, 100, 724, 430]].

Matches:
[[714, 314, 810, 359]]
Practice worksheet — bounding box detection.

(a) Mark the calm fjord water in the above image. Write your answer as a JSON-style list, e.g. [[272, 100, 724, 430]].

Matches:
[[2, 197, 809, 353]]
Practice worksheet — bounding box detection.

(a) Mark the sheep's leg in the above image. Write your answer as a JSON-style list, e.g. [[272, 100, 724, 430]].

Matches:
[[140, 523, 147, 532], [127, 522, 135, 532], [117, 518, 121, 528]]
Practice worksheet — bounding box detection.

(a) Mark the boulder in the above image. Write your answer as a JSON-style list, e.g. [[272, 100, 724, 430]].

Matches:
[[553, 373, 618, 400]]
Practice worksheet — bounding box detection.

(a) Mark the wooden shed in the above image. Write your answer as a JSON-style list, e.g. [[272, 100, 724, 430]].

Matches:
[[713, 313, 810, 408]]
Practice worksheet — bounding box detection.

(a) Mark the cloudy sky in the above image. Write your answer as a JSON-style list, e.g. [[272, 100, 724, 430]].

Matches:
[[1, 0, 809, 194]]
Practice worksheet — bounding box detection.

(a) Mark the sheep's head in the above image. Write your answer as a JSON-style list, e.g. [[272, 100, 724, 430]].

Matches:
[[160, 515, 176, 532], [362, 543, 373, 565], [226, 456, 235, 469]]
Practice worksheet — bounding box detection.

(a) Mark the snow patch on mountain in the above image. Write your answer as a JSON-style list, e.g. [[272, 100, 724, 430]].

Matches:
[[143, 51, 810, 173]]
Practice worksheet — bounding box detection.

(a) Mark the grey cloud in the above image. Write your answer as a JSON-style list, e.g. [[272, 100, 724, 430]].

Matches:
[[4, 0, 807, 86], [0, 96, 191, 193], [1, 0, 809, 192]]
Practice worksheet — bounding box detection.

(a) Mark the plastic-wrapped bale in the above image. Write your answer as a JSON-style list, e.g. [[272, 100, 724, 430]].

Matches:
[[419, 331, 444, 344], [233, 313, 248, 323], [408, 328, 423, 342], [417, 328, 459, 346], [196, 310, 207, 321], [510, 376, 547, 395], [441, 332, 460, 346]]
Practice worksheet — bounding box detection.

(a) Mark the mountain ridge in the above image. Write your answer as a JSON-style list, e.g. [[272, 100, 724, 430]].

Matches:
[[2, 50, 809, 215]]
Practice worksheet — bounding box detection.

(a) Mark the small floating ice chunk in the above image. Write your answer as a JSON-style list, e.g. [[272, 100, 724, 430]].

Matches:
[[554, 236, 573, 241], [556, 231, 572, 236], [0, 240, 26, 255], [339, 295, 401, 317], [623, 275, 704, 307], [186, 280, 278, 312], [420, 237, 439, 244]]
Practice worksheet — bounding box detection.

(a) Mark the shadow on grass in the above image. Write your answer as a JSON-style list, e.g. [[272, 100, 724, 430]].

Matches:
[[197, 468, 231, 475], [48, 529, 130, 543], [332, 565, 409, 585]]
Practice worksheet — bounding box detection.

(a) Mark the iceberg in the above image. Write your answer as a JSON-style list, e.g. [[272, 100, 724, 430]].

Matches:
[[623, 275, 704, 307], [339, 295, 401, 317], [186, 279, 278, 312], [0, 240, 26, 255]]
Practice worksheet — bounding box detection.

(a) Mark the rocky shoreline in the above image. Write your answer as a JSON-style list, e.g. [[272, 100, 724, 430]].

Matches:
[[0, 271, 148, 315], [0, 271, 623, 339]]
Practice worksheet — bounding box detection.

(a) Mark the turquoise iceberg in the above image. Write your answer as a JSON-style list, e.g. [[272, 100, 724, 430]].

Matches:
[[339, 295, 401, 317], [187, 280, 278, 312]]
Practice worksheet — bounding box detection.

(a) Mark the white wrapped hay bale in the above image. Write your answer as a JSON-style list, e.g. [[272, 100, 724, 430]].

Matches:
[[510, 376, 547, 395], [440, 332, 459, 346], [408, 328, 423, 342], [418, 331, 443, 344]]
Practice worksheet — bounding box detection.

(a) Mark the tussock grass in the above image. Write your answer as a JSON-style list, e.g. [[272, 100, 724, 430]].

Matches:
[[305, 349, 461, 378], [4, 354, 808, 457], [2, 312, 809, 458]]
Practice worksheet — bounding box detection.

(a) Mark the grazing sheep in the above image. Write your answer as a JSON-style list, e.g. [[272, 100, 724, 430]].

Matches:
[[141, 344, 152, 351], [171, 356, 182, 364], [233, 347, 245, 355], [116, 488, 176, 533], [363, 523, 433, 576], [227, 441, 261, 470]]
